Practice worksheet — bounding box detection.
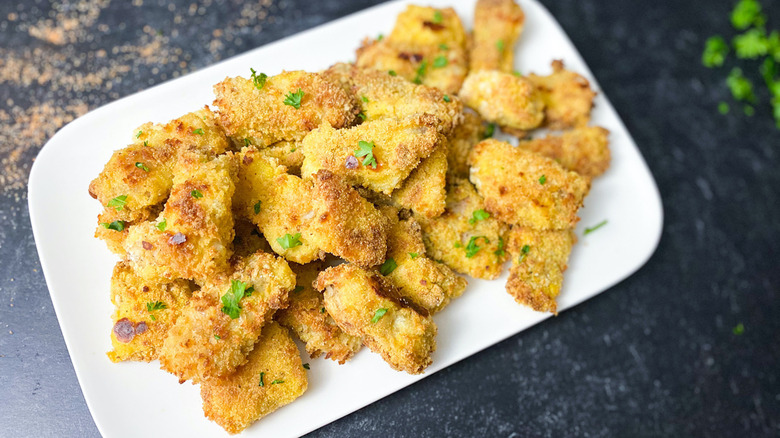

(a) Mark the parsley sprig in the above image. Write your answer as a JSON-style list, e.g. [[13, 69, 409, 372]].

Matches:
[[250, 68, 268, 90], [221, 280, 252, 319], [469, 209, 490, 224], [277, 233, 302, 249], [355, 140, 377, 168], [379, 258, 397, 276], [283, 88, 305, 109]]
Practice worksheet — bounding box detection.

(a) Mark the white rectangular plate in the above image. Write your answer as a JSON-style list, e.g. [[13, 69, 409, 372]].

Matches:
[[28, 0, 662, 436]]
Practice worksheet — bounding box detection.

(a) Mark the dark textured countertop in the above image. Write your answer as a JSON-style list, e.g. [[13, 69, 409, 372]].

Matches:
[[1, 0, 778, 437]]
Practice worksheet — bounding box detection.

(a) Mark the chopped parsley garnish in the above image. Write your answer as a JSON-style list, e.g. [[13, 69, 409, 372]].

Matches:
[[371, 308, 388, 323], [439, 43, 449, 51], [146, 301, 167, 312], [100, 220, 126, 232], [355, 140, 377, 168], [214, 334, 221, 340], [254, 200, 262, 215], [496, 39, 505, 52], [135, 162, 149, 172], [143, 140, 149, 147], [320, 307, 326, 313], [465, 236, 489, 258], [303, 363, 310, 370], [283, 88, 305, 108], [358, 112, 367, 121], [277, 233, 302, 249], [244, 138, 251, 146], [584, 220, 608, 235], [494, 236, 505, 257], [250, 68, 268, 90], [483, 123, 495, 138], [388, 70, 397, 76], [290, 147, 296, 152], [192, 128, 204, 135], [539, 175, 547, 185], [731, 0, 762, 30], [733, 28, 769, 59], [413, 60, 428, 84], [518, 244, 531, 263], [293, 285, 304, 293], [718, 101, 730, 114], [443, 95, 451, 102], [136, 130, 143, 138], [408, 252, 419, 259], [271, 379, 284, 385], [259, 372, 265, 386], [156, 218, 167, 231], [433, 10, 443, 24], [732, 322, 745, 335], [377, 33, 384, 41], [361, 95, 369, 103], [726, 68, 755, 103], [107, 195, 127, 211], [221, 280, 251, 319], [244, 286, 255, 297], [379, 258, 397, 276], [191, 189, 203, 198], [744, 105, 755, 116], [433, 55, 448, 68], [469, 209, 490, 224]]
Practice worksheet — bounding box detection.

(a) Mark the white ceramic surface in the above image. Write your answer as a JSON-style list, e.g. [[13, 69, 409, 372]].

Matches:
[[28, 0, 663, 436]]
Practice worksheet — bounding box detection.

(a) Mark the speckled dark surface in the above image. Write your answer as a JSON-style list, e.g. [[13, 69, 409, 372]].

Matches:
[[1, 0, 779, 437]]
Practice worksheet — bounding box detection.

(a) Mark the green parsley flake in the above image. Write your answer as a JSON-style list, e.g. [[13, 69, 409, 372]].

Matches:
[[408, 252, 419, 259], [135, 162, 149, 172], [100, 220, 126, 232], [733, 323, 745, 335], [518, 244, 531, 263], [259, 372, 265, 386], [733, 28, 769, 59], [731, 0, 762, 30], [143, 140, 149, 147], [483, 123, 495, 139], [439, 43, 449, 51], [358, 112, 367, 121], [192, 128, 204, 135], [221, 280, 251, 319], [433, 10, 443, 24], [377, 34, 384, 41], [371, 308, 388, 323], [191, 189, 203, 198], [584, 220, 608, 235], [293, 285, 305, 293], [744, 105, 755, 116], [320, 307, 326, 313], [355, 140, 377, 168], [254, 200, 262, 215], [443, 95, 451, 102], [726, 68, 756, 103], [215, 334, 221, 340], [361, 95, 369, 103], [539, 175, 547, 185], [303, 363, 310, 370], [277, 233, 302, 249], [718, 101, 730, 114], [433, 55, 448, 68], [379, 258, 397, 276], [469, 209, 490, 224], [107, 195, 127, 211], [146, 301, 167, 312], [388, 70, 397, 76], [156, 218, 167, 231], [494, 236, 505, 257], [250, 68, 268, 90], [702, 36, 729, 67], [413, 61, 428, 84], [244, 138, 251, 146], [283, 88, 305, 108], [465, 236, 489, 258], [136, 130, 143, 138], [496, 39, 505, 52], [271, 379, 284, 385]]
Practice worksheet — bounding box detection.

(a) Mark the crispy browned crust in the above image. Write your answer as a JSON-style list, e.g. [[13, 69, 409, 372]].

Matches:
[[201, 322, 307, 435], [94, 204, 161, 256], [518, 126, 610, 178], [446, 110, 484, 178], [158, 251, 296, 383], [388, 6, 467, 48], [213, 70, 359, 147], [122, 151, 237, 282], [469, 139, 590, 230], [390, 138, 448, 218], [314, 264, 437, 374], [107, 261, 194, 362], [505, 226, 576, 313], [526, 60, 597, 129], [459, 70, 545, 131], [322, 62, 464, 135], [469, 0, 525, 72], [275, 262, 362, 363], [415, 177, 508, 280], [301, 114, 441, 195]]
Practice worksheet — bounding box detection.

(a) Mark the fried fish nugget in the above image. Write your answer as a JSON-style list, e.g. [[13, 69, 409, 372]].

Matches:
[[201, 322, 307, 435], [446, 110, 484, 178], [415, 177, 508, 280], [389, 6, 467, 48], [89, 107, 230, 213], [315, 264, 436, 374], [213, 70, 359, 147], [390, 140, 448, 218], [123, 152, 237, 281], [505, 226, 575, 314], [322, 63, 463, 135], [469, 139, 590, 230], [158, 251, 295, 383], [459, 70, 545, 131], [301, 114, 440, 195], [381, 207, 467, 313], [470, 0, 525, 72], [518, 126, 610, 178], [276, 262, 362, 363], [94, 204, 161, 255], [526, 60, 597, 129], [107, 261, 194, 362]]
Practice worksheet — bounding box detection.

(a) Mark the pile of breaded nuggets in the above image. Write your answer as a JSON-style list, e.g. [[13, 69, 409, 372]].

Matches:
[[89, 0, 610, 434]]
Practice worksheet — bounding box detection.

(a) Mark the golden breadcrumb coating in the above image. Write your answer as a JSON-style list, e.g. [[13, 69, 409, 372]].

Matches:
[[446, 110, 484, 178], [232, 219, 272, 258], [213, 70, 359, 147], [459, 70, 544, 131], [201, 322, 307, 435], [526, 60, 597, 129], [107, 261, 194, 362], [469, 0, 525, 72], [389, 6, 467, 48], [276, 262, 363, 363], [123, 152, 237, 281], [518, 126, 610, 178], [315, 264, 437, 374], [236, 147, 389, 266], [158, 251, 296, 383], [469, 139, 590, 230], [89, 107, 230, 213], [94, 204, 161, 256], [322, 62, 463, 135], [301, 114, 441, 195], [505, 226, 575, 314], [415, 177, 508, 280], [390, 141, 448, 218], [260, 140, 304, 175], [381, 207, 467, 313]]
